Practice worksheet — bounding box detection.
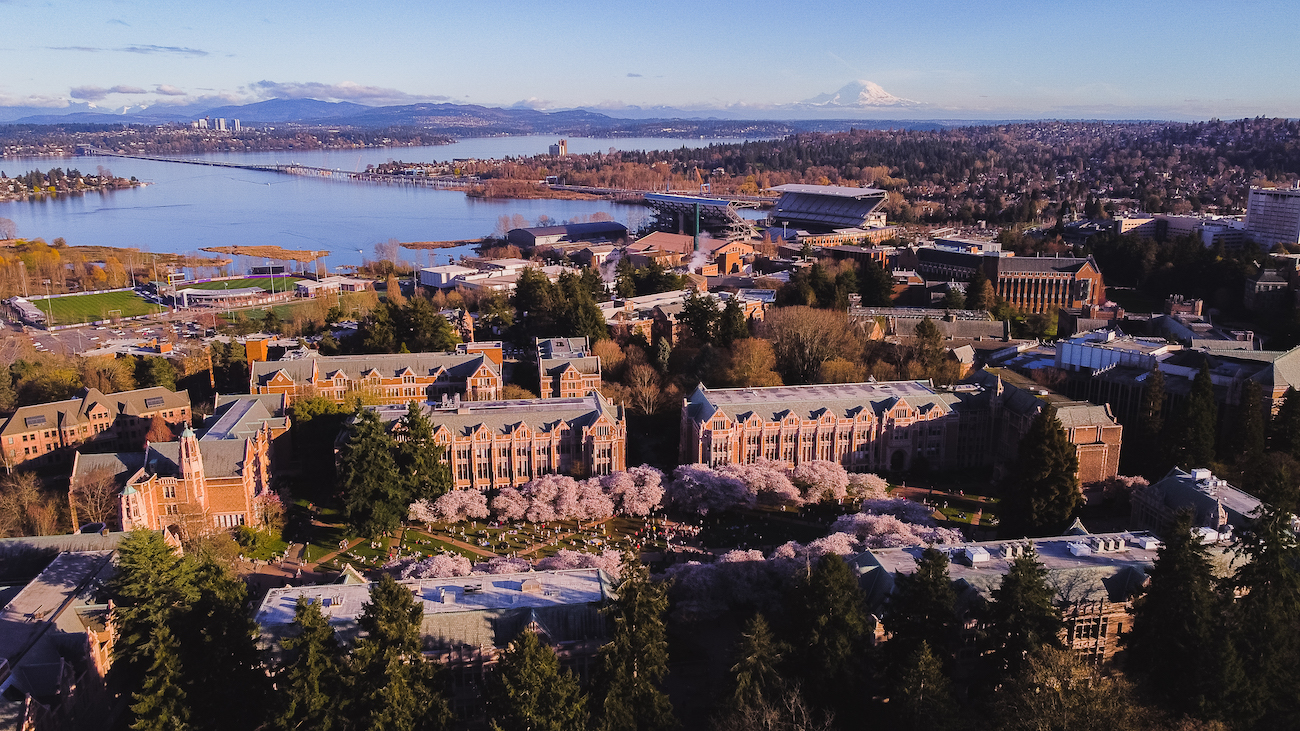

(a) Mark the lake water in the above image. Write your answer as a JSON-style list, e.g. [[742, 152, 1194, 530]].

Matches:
[[0, 135, 763, 271]]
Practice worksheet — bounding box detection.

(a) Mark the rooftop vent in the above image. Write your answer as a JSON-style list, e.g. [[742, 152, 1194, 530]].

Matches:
[[144, 396, 166, 409]]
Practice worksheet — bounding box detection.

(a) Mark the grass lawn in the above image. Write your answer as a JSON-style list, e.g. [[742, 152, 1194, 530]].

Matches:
[[32, 290, 164, 325], [185, 277, 288, 292]]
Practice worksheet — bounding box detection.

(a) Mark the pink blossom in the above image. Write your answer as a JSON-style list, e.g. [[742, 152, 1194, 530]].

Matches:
[[720, 459, 801, 505], [577, 480, 616, 520], [395, 553, 473, 579], [472, 556, 532, 574], [790, 460, 850, 502], [718, 549, 766, 563], [535, 548, 623, 580], [858, 497, 938, 525], [522, 474, 573, 523], [831, 512, 963, 549], [602, 465, 665, 516], [667, 464, 754, 515], [432, 489, 490, 522], [408, 499, 438, 525], [847, 473, 889, 500], [491, 487, 528, 521]]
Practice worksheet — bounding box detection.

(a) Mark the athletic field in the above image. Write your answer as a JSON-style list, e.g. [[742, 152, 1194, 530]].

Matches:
[[31, 290, 165, 325], [184, 277, 295, 292]]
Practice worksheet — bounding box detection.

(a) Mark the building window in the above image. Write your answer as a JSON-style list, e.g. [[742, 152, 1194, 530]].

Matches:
[[163, 484, 176, 498]]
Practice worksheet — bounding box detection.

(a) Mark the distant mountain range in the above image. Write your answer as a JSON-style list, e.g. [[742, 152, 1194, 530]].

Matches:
[[0, 81, 997, 133]]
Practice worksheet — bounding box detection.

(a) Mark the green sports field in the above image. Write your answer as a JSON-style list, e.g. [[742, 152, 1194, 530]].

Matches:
[[184, 277, 294, 292], [31, 290, 165, 325]]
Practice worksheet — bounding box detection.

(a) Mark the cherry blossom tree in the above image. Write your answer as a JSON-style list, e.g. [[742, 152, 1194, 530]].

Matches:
[[522, 474, 574, 523], [552, 477, 582, 520], [858, 497, 938, 524], [535, 548, 623, 579], [789, 460, 851, 502], [602, 465, 665, 516], [847, 473, 889, 500], [391, 552, 473, 578], [472, 556, 532, 574], [720, 459, 801, 505], [831, 513, 963, 549], [491, 487, 528, 521], [577, 479, 616, 520], [432, 489, 490, 523], [666, 464, 754, 515], [408, 499, 438, 526]]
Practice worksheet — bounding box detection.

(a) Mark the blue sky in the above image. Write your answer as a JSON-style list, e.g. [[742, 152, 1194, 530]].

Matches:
[[3, 0, 1298, 119]]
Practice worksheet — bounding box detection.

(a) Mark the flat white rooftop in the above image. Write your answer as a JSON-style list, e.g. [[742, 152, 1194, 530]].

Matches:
[[254, 568, 607, 628]]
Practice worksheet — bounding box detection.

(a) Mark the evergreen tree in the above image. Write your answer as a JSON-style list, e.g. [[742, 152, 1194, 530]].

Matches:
[[1001, 406, 1081, 537], [1270, 386, 1300, 461], [1229, 501, 1300, 727], [727, 613, 787, 713], [858, 258, 894, 307], [1124, 511, 1239, 719], [396, 401, 451, 502], [565, 291, 609, 343], [129, 625, 191, 731], [1230, 379, 1266, 467], [339, 409, 405, 537], [939, 287, 966, 309], [109, 528, 198, 692], [1133, 368, 1167, 477], [349, 575, 450, 731], [596, 556, 675, 731], [913, 317, 943, 372], [680, 290, 720, 344], [716, 297, 748, 348], [614, 257, 637, 299], [965, 267, 994, 312], [893, 641, 955, 731], [177, 552, 270, 730], [274, 598, 346, 731], [1173, 362, 1217, 468], [399, 297, 457, 352], [360, 304, 398, 354], [0, 365, 14, 412], [885, 547, 956, 664], [986, 549, 1062, 681], [489, 629, 587, 731], [791, 554, 868, 698]]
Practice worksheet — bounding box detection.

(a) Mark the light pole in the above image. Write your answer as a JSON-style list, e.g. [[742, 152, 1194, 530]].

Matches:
[[42, 279, 53, 328]]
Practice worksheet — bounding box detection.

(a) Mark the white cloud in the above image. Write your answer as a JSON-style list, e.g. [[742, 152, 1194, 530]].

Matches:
[[69, 85, 148, 101], [154, 84, 187, 96], [248, 80, 445, 105]]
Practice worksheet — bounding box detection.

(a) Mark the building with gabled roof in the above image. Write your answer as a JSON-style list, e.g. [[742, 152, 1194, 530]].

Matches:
[[250, 352, 501, 406], [535, 337, 602, 399], [1131, 467, 1262, 537], [680, 381, 961, 472], [0, 386, 191, 470], [366, 392, 626, 490], [70, 423, 272, 535]]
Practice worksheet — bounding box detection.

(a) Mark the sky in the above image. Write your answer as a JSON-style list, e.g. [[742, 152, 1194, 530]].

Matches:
[[3, 0, 1299, 120]]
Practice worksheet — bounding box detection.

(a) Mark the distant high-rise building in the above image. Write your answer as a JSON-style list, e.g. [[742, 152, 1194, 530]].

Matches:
[[548, 139, 568, 156], [1246, 185, 1300, 247], [232, 119, 240, 132], [195, 117, 209, 129], [215, 118, 227, 131]]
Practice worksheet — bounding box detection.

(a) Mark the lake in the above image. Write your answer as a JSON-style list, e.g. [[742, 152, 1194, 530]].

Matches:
[[0, 135, 764, 271]]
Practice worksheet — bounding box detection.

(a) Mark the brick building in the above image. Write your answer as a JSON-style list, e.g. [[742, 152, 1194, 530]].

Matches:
[[680, 381, 961, 472], [0, 387, 191, 470], [535, 337, 602, 399], [1130, 467, 1262, 537], [368, 392, 626, 490], [71, 423, 273, 535], [250, 352, 501, 406], [958, 368, 1122, 484], [988, 256, 1105, 314]]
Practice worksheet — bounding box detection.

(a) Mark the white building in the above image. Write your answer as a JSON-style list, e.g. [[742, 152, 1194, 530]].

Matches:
[[418, 264, 477, 289], [1246, 185, 1300, 247]]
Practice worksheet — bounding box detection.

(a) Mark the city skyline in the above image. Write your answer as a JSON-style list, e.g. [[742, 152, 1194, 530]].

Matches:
[[2, 0, 1299, 120]]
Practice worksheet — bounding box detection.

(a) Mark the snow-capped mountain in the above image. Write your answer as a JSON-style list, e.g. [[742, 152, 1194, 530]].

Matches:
[[800, 80, 919, 108]]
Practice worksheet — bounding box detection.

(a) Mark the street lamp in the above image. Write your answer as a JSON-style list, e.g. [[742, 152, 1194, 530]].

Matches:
[[42, 279, 53, 327]]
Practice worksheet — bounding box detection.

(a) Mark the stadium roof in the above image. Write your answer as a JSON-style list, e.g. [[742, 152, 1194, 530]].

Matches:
[[767, 184, 888, 232], [643, 193, 756, 240], [766, 184, 887, 198]]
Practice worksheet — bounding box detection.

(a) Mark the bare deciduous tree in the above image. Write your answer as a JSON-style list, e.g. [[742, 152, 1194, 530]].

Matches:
[[759, 307, 862, 385], [626, 364, 663, 414], [71, 466, 120, 528]]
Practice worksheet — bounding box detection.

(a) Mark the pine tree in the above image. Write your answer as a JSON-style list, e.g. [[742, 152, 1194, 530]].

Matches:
[[349, 575, 450, 731], [885, 547, 956, 664], [858, 258, 895, 307], [681, 290, 720, 345], [396, 402, 450, 502], [596, 556, 675, 731], [716, 297, 749, 348], [1125, 511, 1239, 719], [986, 549, 1062, 681], [489, 629, 587, 731], [340, 409, 404, 537], [965, 267, 994, 312], [1231, 379, 1266, 467], [109, 528, 198, 692], [1174, 362, 1217, 468], [893, 641, 955, 731], [1229, 501, 1300, 727], [177, 553, 271, 730], [274, 598, 346, 731], [791, 552, 868, 707], [727, 614, 787, 713], [1002, 406, 1081, 537], [129, 625, 191, 731], [1134, 368, 1167, 477], [913, 317, 943, 373], [1270, 386, 1300, 461]]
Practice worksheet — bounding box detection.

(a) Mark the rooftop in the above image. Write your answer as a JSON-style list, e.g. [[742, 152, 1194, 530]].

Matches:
[[254, 569, 608, 628], [766, 184, 887, 199], [687, 381, 958, 424], [370, 392, 621, 438]]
